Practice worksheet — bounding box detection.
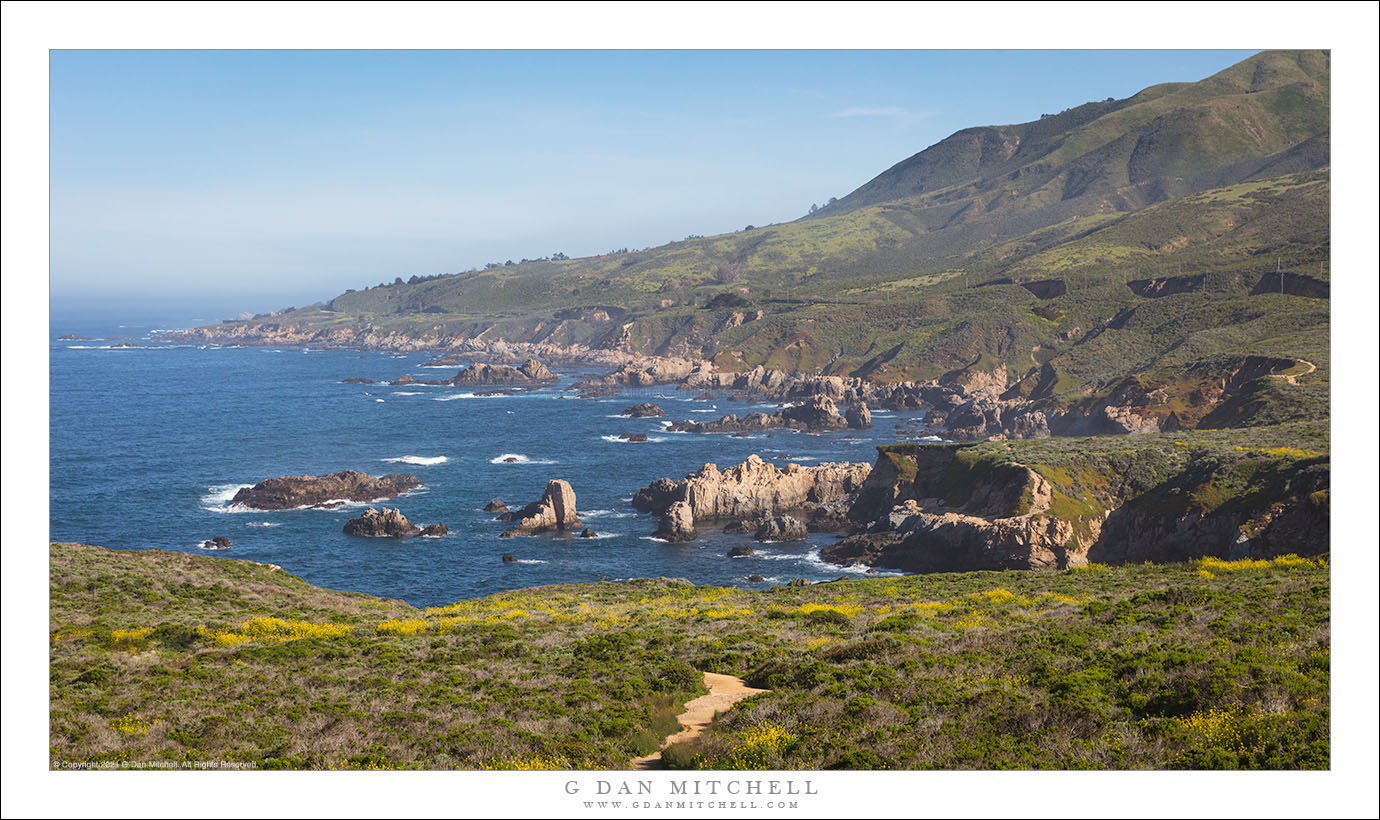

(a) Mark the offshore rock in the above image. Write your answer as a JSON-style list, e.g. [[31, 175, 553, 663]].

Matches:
[[753, 515, 808, 542], [655, 501, 697, 542], [231, 470, 422, 511], [633, 454, 871, 522], [621, 403, 667, 418], [499, 479, 582, 536], [343, 507, 420, 538]]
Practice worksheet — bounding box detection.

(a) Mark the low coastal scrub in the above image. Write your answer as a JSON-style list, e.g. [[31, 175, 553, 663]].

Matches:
[[51, 543, 1329, 770]]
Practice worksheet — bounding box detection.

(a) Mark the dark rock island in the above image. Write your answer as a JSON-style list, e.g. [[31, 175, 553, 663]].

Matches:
[[230, 470, 423, 511]]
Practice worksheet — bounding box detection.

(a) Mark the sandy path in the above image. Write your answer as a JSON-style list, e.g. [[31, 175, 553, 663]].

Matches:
[[1271, 359, 1316, 386], [629, 672, 768, 770]]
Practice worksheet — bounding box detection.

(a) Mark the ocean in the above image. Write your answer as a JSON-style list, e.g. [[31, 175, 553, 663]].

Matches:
[[49, 320, 939, 607]]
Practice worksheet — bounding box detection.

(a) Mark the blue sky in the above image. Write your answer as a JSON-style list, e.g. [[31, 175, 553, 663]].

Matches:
[[50, 49, 1257, 320]]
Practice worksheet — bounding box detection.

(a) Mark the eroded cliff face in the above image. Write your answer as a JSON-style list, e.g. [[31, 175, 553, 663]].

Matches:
[[824, 443, 1329, 573], [829, 446, 1100, 572]]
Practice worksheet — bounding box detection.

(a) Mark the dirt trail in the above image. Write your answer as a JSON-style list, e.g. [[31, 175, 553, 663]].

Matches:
[[629, 672, 768, 770], [1271, 359, 1316, 386]]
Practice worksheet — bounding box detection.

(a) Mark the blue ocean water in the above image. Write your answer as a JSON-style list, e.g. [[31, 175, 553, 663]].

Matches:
[[50, 320, 939, 607]]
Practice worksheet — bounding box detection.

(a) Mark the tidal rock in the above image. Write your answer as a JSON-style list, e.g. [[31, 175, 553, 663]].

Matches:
[[754, 515, 808, 542], [502, 553, 517, 563], [845, 402, 873, 429], [579, 528, 598, 538], [669, 395, 849, 434], [416, 523, 449, 537], [231, 470, 422, 511], [484, 499, 509, 513], [633, 454, 871, 522], [728, 545, 755, 558], [618, 433, 649, 442], [452, 358, 555, 386], [621, 403, 667, 418], [343, 507, 420, 538], [422, 357, 461, 367], [787, 578, 811, 587], [655, 501, 697, 542], [499, 479, 582, 536], [504, 457, 519, 463], [201, 536, 232, 551], [747, 574, 767, 582], [341, 377, 375, 384]]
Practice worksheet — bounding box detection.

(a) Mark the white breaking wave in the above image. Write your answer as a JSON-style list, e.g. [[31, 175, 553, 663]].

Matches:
[[640, 536, 670, 543], [200, 484, 253, 514], [582, 509, 637, 519], [433, 392, 499, 401], [391, 391, 424, 396], [802, 547, 902, 576], [374, 398, 385, 402], [246, 522, 280, 528], [382, 455, 448, 466], [489, 453, 558, 465], [600, 435, 667, 444], [511, 559, 548, 565]]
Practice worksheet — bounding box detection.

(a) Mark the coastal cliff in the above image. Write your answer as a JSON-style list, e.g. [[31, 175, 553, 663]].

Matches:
[[824, 429, 1330, 572]]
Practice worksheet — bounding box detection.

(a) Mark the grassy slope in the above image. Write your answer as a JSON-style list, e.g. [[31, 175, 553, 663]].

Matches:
[[51, 543, 1329, 770]]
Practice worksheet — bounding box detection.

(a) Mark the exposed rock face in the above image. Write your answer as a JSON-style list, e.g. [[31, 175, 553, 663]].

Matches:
[[728, 545, 755, 557], [668, 395, 850, 434], [498, 479, 582, 536], [343, 507, 420, 538], [416, 523, 449, 537], [621, 403, 667, 418], [825, 443, 1330, 573], [655, 501, 697, 542], [579, 528, 598, 538], [453, 358, 555, 386], [576, 356, 707, 389], [483, 499, 508, 513], [201, 536, 232, 551], [632, 454, 872, 522], [619, 433, 649, 442], [502, 553, 517, 563], [231, 471, 422, 510], [340, 377, 375, 384], [753, 515, 808, 542], [845, 402, 873, 429]]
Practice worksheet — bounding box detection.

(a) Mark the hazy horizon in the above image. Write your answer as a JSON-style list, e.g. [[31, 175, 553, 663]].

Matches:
[[51, 49, 1258, 322]]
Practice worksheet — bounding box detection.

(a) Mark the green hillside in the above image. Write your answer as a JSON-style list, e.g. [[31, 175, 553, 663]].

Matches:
[[200, 50, 1329, 433], [50, 542, 1329, 770]]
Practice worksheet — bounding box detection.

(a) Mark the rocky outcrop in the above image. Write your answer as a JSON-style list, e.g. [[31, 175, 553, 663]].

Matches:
[[845, 402, 873, 430], [655, 501, 697, 542], [452, 358, 555, 385], [498, 480, 582, 536], [201, 536, 232, 551], [575, 356, 708, 390], [619, 433, 649, 442], [393, 358, 556, 388], [484, 499, 508, 513], [341, 377, 375, 384], [825, 442, 1330, 573], [668, 395, 850, 434], [416, 523, 449, 537], [633, 454, 871, 522], [343, 507, 420, 538], [753, 515, 808, 542], [231, 471, 422, 510], [579, 528, 598, 538], [621, 403, 667, 417], [728, 545, 755, 558]]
